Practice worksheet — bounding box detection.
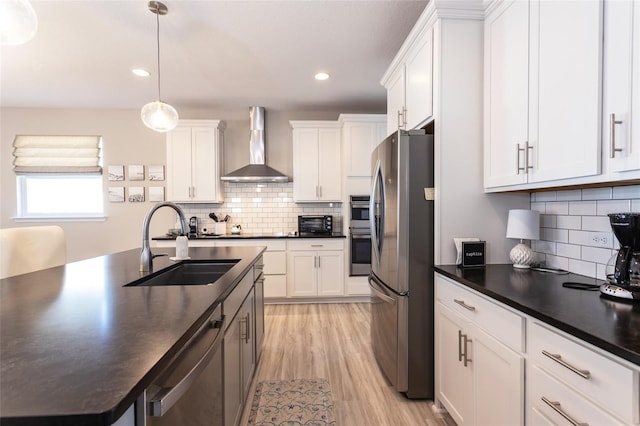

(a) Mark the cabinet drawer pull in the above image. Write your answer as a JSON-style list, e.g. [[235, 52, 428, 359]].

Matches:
[[453, 299, 476, 312], [311, 244, 324, 247], [541, 396, 588, 426], [610, 113, 623, 158], [542, 350, 591, 379]]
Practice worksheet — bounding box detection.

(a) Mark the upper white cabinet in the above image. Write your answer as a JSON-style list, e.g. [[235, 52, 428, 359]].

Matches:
[[290, 121, 342, 202], [340, 114, 386, 178], [484, 0, 603, 190], [603, 0, 640, 177], [382, 26, 433, 137], [166, 120, 225, 203]]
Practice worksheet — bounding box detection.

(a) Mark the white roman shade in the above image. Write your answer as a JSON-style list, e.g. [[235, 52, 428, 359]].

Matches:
[[13, 135, 102, 174]]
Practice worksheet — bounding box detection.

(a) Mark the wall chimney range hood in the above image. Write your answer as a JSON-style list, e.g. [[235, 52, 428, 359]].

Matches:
[[221, 106, 289, 183]]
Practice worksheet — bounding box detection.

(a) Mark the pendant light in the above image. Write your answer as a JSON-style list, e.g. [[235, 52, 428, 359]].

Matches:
[[0, 0, 38, 46], [141, 1, 178, 133]]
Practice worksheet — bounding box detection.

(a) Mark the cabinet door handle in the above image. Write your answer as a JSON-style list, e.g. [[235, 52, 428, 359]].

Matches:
[[240, 316, 247, 341], [541, 397, 589, 426], [397, 107, 407, 129], [246, 312, 251, 344], [319, 186, 322, 198], [461, 333, 472, 367], [610, 113, 623, 158], [542, 350, 591, 379], [458, 330, 463, 362], [454, 299, 476, 312], [525, 141, 533, 174], [516, 144, 525, 174]]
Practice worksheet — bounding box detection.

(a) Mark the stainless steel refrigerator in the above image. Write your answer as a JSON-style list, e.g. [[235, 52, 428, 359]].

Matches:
[[368, 129, 434, 399]]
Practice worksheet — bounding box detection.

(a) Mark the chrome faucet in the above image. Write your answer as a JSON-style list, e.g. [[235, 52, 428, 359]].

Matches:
[[140, 202, 187, 272]]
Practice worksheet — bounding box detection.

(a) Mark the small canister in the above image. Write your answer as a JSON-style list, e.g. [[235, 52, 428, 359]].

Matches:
[[176, 235, 189, 259]]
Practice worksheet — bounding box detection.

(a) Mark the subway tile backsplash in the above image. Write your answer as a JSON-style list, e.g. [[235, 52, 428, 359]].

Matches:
[[531, 185, 640, 280], [180, 182, 343, 235]]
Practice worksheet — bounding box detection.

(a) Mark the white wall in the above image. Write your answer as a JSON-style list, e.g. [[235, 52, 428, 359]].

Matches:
[[433, 18, 530, 265], [1, 107, 340, 262]]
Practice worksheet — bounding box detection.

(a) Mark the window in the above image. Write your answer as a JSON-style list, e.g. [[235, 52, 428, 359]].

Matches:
[[13, 135, 104, 219]]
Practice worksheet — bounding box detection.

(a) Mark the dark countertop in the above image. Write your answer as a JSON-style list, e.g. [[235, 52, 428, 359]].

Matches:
[[0, 246, 265, 426], [153, 232, 346, 240], [435, 264, 640, 366]]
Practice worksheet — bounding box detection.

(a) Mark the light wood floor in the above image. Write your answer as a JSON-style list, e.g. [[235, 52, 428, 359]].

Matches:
[[240, 303, 455, 426]]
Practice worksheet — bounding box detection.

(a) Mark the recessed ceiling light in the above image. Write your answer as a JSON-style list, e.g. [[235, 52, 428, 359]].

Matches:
[[314, 72, 330, 81], [132, 68, 150, 77]]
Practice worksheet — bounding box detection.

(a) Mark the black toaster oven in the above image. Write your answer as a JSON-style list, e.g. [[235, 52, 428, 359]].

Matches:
[[298, 215, 333, 235]]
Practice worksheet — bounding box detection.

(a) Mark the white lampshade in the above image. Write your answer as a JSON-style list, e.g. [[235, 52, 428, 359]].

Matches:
[[0, 0, 38, 46], [506, 209, 540, 240], [506, 209, 540, 269], [141, 101, 179, 133]]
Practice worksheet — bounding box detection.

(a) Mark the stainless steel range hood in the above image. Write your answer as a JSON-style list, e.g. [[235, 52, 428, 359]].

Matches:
[[221, 106, 289, 183]]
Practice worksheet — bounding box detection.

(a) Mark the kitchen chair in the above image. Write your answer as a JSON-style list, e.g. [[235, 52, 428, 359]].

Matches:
[[0, 226, 67, 279]]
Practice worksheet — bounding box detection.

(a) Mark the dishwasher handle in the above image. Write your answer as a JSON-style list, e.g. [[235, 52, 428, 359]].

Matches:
[[148, 314, 225, 417]]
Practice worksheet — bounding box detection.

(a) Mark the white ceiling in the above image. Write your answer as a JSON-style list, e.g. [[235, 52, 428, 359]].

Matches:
[[1, 0, 428, 113]]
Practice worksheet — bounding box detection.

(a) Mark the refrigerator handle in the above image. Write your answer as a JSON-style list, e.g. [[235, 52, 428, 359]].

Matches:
[[370, 160, 384, 258], [368, 275, 396, 305]]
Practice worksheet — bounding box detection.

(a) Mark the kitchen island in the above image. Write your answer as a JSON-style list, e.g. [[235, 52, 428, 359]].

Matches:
[[0, 246, 265, 426]]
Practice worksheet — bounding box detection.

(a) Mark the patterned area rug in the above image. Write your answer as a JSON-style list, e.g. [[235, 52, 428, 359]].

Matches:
[[247, 378, 336, 425]]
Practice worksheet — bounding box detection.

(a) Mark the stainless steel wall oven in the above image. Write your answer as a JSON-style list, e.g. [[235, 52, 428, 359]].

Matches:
[[349, 195, 371, 276]]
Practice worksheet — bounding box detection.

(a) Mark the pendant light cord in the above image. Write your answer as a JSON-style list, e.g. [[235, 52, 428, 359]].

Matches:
[[155, 10, 162, 102]]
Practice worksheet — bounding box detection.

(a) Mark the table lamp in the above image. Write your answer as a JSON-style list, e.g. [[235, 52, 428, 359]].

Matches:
[[506, 209, 540, 269]]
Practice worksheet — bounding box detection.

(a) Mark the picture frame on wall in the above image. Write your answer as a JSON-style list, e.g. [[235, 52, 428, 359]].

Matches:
[[128, 187, 145, 202], [108, 187, 125, 202], [148, 187, 165, 202], [128, 165, 145, 181], [148, 165, 165, 181], [108, 165, 124, 181]]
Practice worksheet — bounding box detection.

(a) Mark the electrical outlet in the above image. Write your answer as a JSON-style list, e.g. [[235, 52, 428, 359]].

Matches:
[[591, 232, 611, 247]]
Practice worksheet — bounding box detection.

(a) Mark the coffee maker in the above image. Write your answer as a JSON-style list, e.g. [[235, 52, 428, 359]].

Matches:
[[600, 213, 640, 301]]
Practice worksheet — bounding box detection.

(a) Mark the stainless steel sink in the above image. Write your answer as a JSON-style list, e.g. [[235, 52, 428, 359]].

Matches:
[[126, 260, 240, 287]]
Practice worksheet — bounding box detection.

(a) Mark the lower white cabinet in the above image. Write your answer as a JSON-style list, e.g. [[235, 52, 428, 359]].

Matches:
[[436, 272, 640, 426], [287, 239, 344, 297], [435, 274, 525, 426], [527, 321, 639, 425]]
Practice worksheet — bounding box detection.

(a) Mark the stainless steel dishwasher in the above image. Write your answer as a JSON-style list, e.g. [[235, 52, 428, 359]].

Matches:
[[145, 304, 225, 425]]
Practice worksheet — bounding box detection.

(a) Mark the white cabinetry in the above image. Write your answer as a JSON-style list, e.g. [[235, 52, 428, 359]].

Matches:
[[382, 26, 433, 137], [166, 120, 225, 203], [340, 114, 386, 178], [287, 239, 344, 297], [484, 0, 602, 190], [603, 0, 640, 178], [435, 274, 525, 426], [290, 121, 342, 202], [527, 321, 639, 425]]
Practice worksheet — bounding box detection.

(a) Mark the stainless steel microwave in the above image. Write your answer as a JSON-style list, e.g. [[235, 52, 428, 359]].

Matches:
[[298, 215, 333, 235]]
